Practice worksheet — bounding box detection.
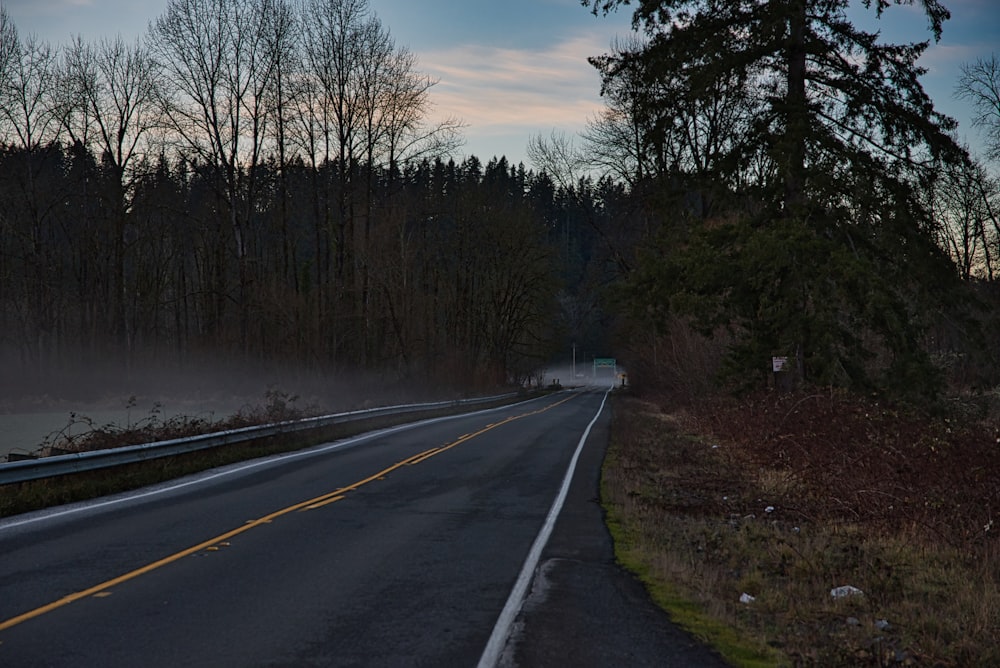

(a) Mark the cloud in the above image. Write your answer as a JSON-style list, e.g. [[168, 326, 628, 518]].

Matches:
[[420, 30, 610, 138], [4, 0, 93, 13], [5, 0, 165, 44], [922, 43, 982, 73]]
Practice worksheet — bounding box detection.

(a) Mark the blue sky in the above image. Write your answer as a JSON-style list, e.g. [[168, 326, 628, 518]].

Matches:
[[3, 0, 997, 166]]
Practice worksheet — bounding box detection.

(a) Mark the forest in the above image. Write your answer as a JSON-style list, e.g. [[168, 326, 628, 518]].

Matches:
[[2, 0, 1000, 403], [0, 0, 624, 396]]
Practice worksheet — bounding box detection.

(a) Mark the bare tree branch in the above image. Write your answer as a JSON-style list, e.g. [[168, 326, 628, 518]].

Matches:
[[957, 54, 1000, 161]]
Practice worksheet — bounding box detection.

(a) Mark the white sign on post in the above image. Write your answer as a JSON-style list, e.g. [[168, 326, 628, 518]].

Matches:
[[772, 356, 788, 373]]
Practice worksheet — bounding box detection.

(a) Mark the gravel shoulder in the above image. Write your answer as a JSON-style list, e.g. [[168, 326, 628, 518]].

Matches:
[[497, 402, 730, 668]]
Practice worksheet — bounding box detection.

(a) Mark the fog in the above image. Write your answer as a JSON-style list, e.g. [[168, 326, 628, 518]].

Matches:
[[0, 352, 482, 459], [0, 344, 626, 459], [536, 362, 622, 389]]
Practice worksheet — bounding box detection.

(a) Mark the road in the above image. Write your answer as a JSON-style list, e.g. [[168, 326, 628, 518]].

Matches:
[[0, 387, 728, 667]]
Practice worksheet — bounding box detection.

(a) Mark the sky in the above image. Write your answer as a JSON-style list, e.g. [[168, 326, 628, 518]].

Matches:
[[2, 0, 998, 167]]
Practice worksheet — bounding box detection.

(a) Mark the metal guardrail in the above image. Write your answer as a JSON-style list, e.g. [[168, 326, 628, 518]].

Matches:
[[0, 393, 518, 486]]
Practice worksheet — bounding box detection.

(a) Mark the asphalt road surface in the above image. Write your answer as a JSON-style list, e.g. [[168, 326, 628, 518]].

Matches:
[[0, 387, 728, 667]]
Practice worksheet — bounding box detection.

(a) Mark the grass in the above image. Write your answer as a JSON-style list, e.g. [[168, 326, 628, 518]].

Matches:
[[602, 388, 1000, 666]]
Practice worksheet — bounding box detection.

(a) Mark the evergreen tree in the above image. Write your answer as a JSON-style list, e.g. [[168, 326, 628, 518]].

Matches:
[[588, 0, 969, 394]]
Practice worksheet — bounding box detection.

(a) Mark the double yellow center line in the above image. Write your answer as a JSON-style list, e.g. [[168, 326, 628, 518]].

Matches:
[[0, 392, 577, 634]]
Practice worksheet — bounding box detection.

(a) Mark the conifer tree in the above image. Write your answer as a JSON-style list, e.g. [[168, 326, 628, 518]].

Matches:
[[587, 0, 968, 394]]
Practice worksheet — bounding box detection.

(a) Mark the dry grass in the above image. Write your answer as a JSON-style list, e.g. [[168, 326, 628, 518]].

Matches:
[[30, 388, 314, 457], [604, 389, 1000, 666]]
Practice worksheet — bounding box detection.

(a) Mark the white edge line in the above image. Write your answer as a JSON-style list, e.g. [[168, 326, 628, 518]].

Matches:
[[0, 394, 555, 534], [476, 386, 612, 668]]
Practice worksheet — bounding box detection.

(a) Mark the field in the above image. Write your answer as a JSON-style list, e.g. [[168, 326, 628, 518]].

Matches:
[[603, 389, 1000, 666]]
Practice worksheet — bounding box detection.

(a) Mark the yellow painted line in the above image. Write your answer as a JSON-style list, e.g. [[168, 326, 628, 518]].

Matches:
[[0, 520, 269, 632], [0, 392, 581, 634], [427, 395, 577, 461], [92, 592, 112, 599], [303, 495, 345, 511], [407, 448, 443, 466]]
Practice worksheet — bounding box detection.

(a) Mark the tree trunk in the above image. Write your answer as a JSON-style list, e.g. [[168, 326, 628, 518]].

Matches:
[[784, 0, 808, 214]]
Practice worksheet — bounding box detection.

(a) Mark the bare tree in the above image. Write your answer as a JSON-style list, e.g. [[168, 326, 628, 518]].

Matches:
[[580, 106, 646, 186], [61, 35, 159, 192], [297, 0, 465, 364], [0, 29, 64, 370], [585, 34, 760, 208], [150, 0, 291, 349], [0, 6, 18, 363], [376, 49, 464, 169], [298, 0, 463, 215], [527, 129, 586, 192], [582, 36, 655, 185], [299, 0, 372, 163], [262, 0, 298, 279], [60, 34, 161, 352], [0, 7, 17, 119], [299, 0, 376, 286], [958, 54, 1000, 161], [0, 32, 60, 150], [933, 157, 998, 280]]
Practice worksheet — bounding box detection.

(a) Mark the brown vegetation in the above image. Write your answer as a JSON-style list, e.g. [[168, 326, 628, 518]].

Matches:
[[604, 389, 1000, 666], [35, 389, 314, 457]]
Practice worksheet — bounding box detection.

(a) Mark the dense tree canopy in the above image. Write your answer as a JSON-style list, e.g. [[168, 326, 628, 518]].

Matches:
[[0, 1, 616, 392], [586, 0, 973, 394]]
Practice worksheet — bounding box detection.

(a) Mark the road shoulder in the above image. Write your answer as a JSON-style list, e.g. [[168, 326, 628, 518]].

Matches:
[[497, 401, 730, 667]]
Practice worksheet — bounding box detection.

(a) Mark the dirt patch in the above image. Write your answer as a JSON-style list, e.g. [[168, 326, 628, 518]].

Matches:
[[684, 391, 1000, 547]]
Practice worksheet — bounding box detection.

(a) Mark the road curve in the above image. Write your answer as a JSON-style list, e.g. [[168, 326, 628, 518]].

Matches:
[[0, 387, 726, 667]]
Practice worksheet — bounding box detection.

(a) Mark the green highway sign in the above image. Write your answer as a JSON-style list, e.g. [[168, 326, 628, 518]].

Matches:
[[593, 358, 617, 377]]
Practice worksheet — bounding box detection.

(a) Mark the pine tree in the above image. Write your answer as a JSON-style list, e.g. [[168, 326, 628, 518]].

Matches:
[[588, 0, 969, 394]]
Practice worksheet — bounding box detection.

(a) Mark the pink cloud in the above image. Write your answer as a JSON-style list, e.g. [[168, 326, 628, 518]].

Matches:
[[419, 31, 611, 136]]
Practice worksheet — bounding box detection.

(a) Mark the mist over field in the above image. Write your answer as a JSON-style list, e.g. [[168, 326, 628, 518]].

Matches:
[[0, 354, 410, 413], [537, 361, 622, 388], [0, 348, 479, 459]]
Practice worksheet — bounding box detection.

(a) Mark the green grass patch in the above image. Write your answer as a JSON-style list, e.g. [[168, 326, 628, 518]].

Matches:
[[602, 432, 782, 667]]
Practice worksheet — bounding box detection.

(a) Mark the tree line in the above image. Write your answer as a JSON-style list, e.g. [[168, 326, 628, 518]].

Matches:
[[0, 0, 623, 389], [0, 138, 619, 386], [4, 0, 1000, 399]]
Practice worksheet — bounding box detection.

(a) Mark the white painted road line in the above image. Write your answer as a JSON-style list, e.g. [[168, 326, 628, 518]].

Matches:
[[477, 387, 611, 668]]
